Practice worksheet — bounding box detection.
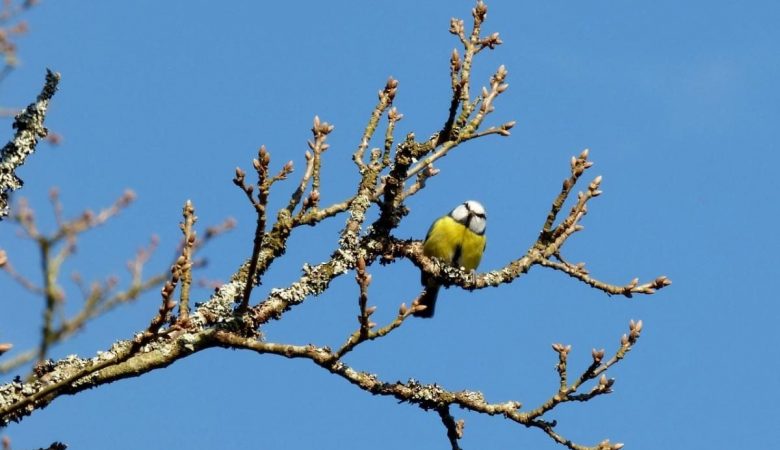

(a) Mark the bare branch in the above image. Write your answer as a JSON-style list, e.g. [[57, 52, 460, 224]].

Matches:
[[438, 406, 464, 450], [0, 69, 59, 220], [539, 258, 672, 297], [214, 325, 632, 450], [236, 146, 277, 311], [0, 4, 666, 450], [177, 201, 196, 323], [335, 298, 416, 360]]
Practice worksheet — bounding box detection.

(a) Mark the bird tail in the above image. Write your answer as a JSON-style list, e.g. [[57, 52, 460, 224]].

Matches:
[[414, 276, 440, 318]]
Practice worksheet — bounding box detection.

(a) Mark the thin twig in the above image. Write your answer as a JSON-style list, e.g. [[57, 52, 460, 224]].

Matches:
[[235, 146, 294, 312], [438, 406, 464, 450], [177, 201, 196, 323]]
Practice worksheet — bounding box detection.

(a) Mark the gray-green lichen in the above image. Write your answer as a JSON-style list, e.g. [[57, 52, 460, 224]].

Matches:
[[0, 70, 60, 219]]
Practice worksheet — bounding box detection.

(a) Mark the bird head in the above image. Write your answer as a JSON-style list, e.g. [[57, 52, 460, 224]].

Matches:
[[450, 200, 487, 235]]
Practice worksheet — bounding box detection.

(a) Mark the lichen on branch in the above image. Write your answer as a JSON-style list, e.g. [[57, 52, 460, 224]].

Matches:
[[0, 69, 60, 220]]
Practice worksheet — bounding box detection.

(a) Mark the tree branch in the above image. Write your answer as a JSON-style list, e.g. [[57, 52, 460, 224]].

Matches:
[[0, 70, 60, 219], [438, 406, 464, 450], [0, 3, 667, 450]]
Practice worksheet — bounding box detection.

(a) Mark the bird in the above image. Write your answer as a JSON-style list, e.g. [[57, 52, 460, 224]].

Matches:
[[414, 200, 487, 318]]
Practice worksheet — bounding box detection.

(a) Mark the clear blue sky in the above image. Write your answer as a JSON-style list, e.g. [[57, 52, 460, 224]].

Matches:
[[1, 1, 777, 449]]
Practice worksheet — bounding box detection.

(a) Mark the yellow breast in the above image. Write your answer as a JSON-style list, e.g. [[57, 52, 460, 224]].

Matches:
[[423, 216, 486, 271]]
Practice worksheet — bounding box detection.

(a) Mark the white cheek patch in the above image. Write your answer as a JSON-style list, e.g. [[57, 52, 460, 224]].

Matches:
[[470, 216, 486, 235], [450, 205, 469, 222]]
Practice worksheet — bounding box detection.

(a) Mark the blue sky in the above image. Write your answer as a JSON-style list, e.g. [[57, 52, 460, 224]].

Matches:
[[1, 1, 778, 449]]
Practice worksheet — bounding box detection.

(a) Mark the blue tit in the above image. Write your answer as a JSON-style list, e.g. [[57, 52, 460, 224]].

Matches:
[[414, 200, 487, 318]]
